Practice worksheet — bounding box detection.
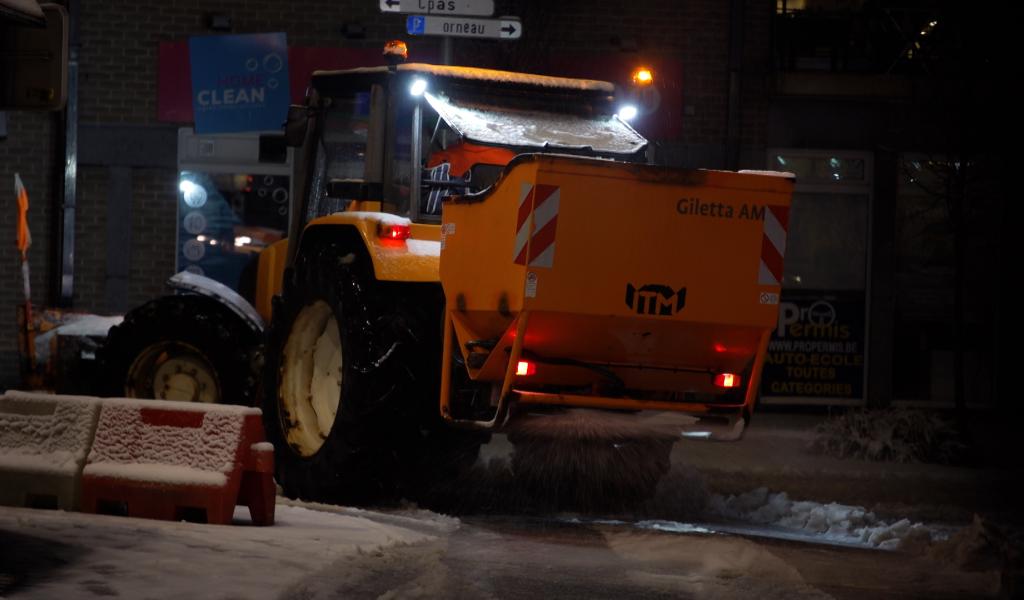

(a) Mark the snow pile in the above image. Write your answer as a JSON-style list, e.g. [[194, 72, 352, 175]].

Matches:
[[810, 408, 965, 464], [738, 169, 797, 179], [406, 239, 441, 257], [43, 314, 123, 337], [635, 520, 713, 534], [708, 487, 947, 550], [33, 314, 122, 364], [0, 391, 101, 475], [84, 398, 260, 487]]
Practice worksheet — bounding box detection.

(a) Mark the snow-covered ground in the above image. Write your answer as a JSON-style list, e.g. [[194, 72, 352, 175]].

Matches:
[[0, 502, 453, 599], [1, 492, 1003, 599], [0, 406, 1013, 598]]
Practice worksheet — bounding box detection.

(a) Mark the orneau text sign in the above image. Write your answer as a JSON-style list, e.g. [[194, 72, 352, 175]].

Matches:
[[406, 15, 521, 39]]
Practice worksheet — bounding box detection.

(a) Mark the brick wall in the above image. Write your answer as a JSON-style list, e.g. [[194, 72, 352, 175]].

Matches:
[[496, 0, 736, 148], [0, 0, 771, 389], [74, 166, 108, 311], [76, 0, 427, 125], [740, 0, 772, 166], [127, 168, 178, 309], [71, 0, 767, 144]]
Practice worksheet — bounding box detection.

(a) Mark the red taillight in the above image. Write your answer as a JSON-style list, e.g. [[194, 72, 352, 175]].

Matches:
[[516, 360, 536, 376], [714, 373, 741, 388], [378, 223, 411, 240]]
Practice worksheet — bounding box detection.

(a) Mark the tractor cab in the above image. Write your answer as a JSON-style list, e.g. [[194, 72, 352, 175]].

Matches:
[[286, 63, 648, 235]]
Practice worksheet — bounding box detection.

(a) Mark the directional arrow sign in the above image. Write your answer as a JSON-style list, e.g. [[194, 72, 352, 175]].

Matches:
[[381, 0, 495, 17], [405, 15, 521, 40]]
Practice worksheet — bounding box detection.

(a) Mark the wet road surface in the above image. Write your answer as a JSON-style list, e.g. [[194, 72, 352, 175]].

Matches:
[[280, 511, 999, 600]]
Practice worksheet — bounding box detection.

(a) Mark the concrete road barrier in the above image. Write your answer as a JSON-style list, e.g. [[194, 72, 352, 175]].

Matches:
[[0, 391, 103, 510]]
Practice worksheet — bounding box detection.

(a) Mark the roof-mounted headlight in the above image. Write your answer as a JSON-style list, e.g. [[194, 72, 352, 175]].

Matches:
[[409, 78, 428, 97]]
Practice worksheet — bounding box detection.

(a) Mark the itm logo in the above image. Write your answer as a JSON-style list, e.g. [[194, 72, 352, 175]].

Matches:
[[625, 284, 687, 316]]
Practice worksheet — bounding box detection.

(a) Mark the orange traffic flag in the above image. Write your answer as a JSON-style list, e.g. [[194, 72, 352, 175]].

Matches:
[[15, 173, 32, 260]]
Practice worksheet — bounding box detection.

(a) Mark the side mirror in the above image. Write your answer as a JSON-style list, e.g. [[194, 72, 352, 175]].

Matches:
[[284, 104, 308, 147], [0, 3, 68, 111]]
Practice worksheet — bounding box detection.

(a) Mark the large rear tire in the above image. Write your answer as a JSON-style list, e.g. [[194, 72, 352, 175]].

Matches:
[[98, 294, 262, 405], [263, 240, 488, 506], [263, 242, 414, 505]]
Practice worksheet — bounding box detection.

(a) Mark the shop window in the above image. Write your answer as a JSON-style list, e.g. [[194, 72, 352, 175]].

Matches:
[[760, 150, 871, 406]]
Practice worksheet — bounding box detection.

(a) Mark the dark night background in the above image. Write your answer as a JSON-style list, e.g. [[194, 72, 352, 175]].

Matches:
[[0, 0, 1014, 431]]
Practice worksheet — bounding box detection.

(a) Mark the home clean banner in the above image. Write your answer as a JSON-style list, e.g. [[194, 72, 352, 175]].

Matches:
[[188, 33, 290, 134]]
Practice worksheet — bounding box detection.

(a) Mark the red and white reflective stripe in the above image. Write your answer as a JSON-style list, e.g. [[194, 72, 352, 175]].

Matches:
[[513, 183, 560, 268], [758, 205, 790, 286]]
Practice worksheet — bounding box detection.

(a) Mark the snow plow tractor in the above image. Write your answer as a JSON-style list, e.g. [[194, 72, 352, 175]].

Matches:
[[258, 59, 794, 505]]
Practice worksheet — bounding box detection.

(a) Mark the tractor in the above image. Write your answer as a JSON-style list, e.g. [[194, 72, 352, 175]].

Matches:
[[254, 57, 793, 504], [97, 52, 792, 505]]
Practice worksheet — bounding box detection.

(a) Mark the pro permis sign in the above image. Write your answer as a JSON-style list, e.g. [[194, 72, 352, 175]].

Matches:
[[380, 0, 495, 16], [188, 33, 290, 134], [759, 290, 866, 403]]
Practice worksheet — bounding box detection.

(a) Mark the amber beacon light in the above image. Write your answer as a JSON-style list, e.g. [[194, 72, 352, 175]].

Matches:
[[632, 67, 654, 86], [384, 40, 409, 64]]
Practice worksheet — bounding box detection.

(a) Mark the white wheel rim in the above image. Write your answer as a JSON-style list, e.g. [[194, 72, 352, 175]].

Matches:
[[126, 342, 220, 403], [280, 300, 342, 457]]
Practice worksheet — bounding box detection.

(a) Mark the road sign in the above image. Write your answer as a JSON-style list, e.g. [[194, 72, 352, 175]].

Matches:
[[380, 0, 495, 17], [406, 15, 521, 40]]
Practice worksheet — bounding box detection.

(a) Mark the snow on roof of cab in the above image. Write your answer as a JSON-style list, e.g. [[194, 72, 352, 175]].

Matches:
[[313, 63, 616, 93], [738, 170, 796, 179], [425, 92, 646, 155]]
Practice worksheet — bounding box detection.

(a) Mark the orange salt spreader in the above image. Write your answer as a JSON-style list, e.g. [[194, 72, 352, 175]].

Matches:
[[439, 154, 793, 439]]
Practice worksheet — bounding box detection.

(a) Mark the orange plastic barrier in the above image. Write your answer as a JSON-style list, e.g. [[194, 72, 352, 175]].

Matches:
[[80, 399, 274, 525]]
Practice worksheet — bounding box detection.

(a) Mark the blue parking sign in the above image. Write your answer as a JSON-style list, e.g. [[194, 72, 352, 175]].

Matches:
[[189, 33, 290, 134], [407, 16, 426, 35]]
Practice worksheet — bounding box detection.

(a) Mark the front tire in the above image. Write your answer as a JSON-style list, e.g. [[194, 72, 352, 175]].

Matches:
[[99, 294, 262, 405]]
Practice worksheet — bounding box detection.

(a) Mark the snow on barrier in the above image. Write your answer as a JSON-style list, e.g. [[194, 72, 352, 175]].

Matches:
[[80, 398, 275, 525], [0, 391, 103, 511]]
